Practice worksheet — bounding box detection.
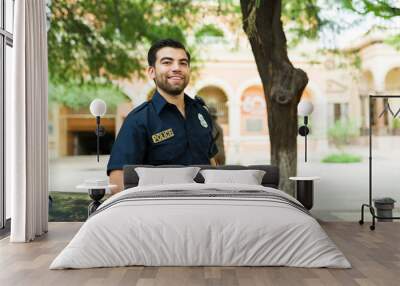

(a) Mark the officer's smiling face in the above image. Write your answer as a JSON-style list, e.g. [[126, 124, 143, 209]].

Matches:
[[148, 47, 190, 96]]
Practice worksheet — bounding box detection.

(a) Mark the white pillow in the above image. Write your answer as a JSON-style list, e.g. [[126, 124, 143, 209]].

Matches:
[[200, 169, 266, 185], [135, 167, 201, 186]]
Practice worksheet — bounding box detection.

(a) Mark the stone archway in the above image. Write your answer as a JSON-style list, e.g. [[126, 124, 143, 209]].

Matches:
[[197, 86, 229, 136], [240, 85, 267, 136], [385, 67, 400, 133], [385, 67, 400, 91]]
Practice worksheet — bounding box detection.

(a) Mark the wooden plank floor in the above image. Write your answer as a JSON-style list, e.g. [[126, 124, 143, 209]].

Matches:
[[0, 221, 399, 286]]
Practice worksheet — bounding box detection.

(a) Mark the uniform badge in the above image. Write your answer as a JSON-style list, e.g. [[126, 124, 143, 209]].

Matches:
[[198, 113, 208, 128], [152, 128, 175, 143]]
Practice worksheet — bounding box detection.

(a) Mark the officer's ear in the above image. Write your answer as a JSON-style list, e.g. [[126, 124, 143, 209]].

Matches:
[[147, 66, 156, 80]]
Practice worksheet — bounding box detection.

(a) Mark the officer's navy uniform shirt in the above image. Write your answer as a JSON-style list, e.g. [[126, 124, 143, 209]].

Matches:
[[107, 91, 218, 175]]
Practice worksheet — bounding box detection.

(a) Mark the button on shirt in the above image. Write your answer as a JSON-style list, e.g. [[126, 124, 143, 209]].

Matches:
[[107, 91, 218, 175]]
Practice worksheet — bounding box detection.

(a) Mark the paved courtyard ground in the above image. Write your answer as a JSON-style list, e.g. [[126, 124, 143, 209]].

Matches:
[[49, 143, 400, 222]]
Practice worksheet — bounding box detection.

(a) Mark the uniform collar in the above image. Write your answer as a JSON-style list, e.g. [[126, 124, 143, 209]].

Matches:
[[151, 90, 194, 114]]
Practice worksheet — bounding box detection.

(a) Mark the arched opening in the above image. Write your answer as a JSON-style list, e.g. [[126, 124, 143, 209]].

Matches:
[[385, 68, 400, 134], [385, 68, 400, 91], [197, 86, 229, 136], [240, 86, 267, 136]]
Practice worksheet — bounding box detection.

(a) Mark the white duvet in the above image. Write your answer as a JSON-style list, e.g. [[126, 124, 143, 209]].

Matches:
[[50, 183, 351, 269]]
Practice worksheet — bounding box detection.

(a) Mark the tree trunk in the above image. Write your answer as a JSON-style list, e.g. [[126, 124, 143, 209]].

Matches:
[[240, 0, 308, 195]]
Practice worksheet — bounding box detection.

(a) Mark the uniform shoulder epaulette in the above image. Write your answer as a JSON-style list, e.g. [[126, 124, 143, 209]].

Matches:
[[194, 96, 209, 111], [131, 101, 149, 114]]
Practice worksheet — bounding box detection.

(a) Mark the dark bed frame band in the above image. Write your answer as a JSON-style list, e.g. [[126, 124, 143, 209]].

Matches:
[[123, 165, 280, 190]]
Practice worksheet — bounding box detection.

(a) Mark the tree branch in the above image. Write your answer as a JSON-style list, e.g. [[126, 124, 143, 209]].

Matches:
[[112, 0, 122, 32]]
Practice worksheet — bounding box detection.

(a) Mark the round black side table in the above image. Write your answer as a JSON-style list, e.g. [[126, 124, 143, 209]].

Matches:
[[76, 183, 117, 217], [88, 188, 106, 216], [289, 177, 320, 210]]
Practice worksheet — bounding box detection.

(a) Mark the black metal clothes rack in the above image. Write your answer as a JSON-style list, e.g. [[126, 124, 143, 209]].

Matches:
[[359, 94, 400, 230]]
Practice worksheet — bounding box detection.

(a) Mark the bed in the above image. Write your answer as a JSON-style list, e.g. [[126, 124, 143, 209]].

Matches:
[[50, 165, 351, 269]]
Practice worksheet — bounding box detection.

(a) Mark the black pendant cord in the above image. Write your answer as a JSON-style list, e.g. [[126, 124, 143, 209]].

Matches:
[[97, 130, 99, 162], [305, 132, 307, 162], [96, 116, 100, 162], [304, 116, 308, 162]]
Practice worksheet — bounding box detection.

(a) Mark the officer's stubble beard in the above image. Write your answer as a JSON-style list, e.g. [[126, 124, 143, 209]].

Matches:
[[153, 70, 190, 98]]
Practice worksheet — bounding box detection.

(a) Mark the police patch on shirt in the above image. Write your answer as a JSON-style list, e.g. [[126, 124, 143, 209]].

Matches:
[[152, 128, 175, 143], [198, 113, 208, 128]]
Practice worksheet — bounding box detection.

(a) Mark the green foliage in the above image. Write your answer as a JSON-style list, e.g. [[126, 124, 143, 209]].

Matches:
[[282, 0, 329, 46], [341, 0, 400, 18], [281, 0, 400, 49], [49, 192, 110, 222], [322, 153, 362, 163], [353, 54, 362, 69], [48, 0, 199, 83], [195, 24, 225, 39], [49, 81, 130, 111], [49, 192, 90, 222], [328, 119, 360, 150], [385, 34, 400, 50], [339, 1, 400, 50], [47, 0, 242, 106], [48, 0, 400, 85], [392, 118, 400, 129]]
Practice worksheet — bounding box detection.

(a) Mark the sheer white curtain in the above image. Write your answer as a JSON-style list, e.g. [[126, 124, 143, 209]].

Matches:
[[8, 0, 49, 242]]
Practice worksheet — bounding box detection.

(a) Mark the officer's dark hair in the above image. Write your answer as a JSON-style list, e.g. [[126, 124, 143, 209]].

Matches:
[[147, 39, 191, 67]]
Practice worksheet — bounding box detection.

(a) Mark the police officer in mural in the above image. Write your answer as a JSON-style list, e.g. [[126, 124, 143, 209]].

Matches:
[[107, 39, 218, 193]]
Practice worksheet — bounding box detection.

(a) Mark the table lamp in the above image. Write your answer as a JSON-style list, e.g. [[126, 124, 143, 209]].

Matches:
[[89, 99, 107, 162], [298, 101, 314, 162]]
